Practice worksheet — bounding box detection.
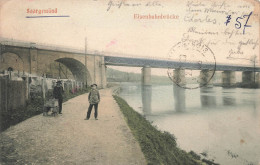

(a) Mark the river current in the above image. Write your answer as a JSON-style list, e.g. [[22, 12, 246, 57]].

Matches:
[[118, 82, 260, 165]]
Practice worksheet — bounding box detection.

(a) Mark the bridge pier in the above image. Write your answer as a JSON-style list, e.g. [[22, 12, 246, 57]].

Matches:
[[102, 58, 107, 88], [222, 71, 236, 87], [141, 66, 151, 86], [29, 48, 38, 74], [199, 69, 214, 87], [242, 71, 255, 86], [98, 57, 107, 88], [87, 55, 107, 88], [173, 69, 186, 86]]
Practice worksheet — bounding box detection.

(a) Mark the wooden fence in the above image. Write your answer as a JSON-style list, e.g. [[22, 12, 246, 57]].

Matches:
[[0, 79, 28, 112]]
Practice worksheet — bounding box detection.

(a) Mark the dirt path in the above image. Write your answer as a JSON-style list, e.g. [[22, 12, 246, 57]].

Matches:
[[0, 88, 146, 165]]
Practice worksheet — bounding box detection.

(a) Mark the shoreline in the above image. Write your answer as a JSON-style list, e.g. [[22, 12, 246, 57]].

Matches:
[[114, 83, 260, 165], [113, 92, 219, 165], [0, 85, 222, 164], [108, 82, 260, 88]]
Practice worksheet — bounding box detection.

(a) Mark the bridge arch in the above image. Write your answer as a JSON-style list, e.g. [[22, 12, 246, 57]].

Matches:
[[0, 52, 24, 72], [55, 58, 91, 84]]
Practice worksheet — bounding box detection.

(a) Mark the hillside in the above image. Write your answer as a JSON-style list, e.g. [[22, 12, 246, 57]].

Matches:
[[106, 68, 172, 85]]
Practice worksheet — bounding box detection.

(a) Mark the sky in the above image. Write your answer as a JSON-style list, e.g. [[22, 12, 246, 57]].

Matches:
[[0, 0, 259, 75]]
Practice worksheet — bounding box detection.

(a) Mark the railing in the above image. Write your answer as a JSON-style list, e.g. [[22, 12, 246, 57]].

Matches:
[[0, 37, 169, 59], [1, 37, 259, 69]]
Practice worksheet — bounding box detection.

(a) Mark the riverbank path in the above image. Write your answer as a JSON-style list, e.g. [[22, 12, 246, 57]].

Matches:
[[0, 88, 146, 165]]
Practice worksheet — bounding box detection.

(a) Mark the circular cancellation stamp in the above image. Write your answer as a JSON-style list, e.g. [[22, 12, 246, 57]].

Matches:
[[167, 40, 216, 89]]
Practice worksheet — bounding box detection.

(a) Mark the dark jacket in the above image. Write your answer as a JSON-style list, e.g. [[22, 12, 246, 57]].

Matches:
[[53, 86, 64, 99], [88, 89, 100, 104]]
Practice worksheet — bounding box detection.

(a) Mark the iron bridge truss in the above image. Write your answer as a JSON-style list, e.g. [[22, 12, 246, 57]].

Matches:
[[104, 56, 260, 72]]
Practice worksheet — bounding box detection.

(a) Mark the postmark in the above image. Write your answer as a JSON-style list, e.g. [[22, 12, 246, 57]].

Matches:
[[167, 40, 216, 89]]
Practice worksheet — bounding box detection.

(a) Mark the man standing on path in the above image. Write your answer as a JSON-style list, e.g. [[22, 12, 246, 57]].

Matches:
[[53, 81, 64, 114], [85, 84, 100, 120]]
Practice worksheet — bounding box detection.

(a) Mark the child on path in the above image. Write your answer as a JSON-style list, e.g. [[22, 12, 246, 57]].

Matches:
[[85, 84, 100, 120]]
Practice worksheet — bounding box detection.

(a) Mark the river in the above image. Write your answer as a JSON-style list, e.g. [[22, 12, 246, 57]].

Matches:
[[118, 82, 260, 165]]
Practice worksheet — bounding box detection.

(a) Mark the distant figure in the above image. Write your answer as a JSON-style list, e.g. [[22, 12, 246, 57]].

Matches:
[[85, 84, 100, 120], [53, 81, 64, 114]]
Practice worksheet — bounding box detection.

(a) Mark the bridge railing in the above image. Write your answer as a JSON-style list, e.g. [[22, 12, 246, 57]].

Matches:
[[1, 37, 259, 69], [0, 37, 170, 59], [0, 37, 85, 54]]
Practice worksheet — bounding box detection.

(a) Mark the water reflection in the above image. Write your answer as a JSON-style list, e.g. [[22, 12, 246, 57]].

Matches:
[[119, 83, 260, 165], [141, 85, 152, 115], [122, 83, 257, 115], [222, 90, 236, 106], [173, 84, 186, 112], [223, 97, 236, 106], [200, 87, 217, 108]]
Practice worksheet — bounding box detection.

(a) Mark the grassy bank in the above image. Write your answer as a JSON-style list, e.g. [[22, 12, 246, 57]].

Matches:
[[113, 95, 220, 165], [0, 88, 90, 132], [113, 95, 203, 165]]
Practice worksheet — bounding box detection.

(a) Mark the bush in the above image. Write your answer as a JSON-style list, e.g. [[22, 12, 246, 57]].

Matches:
[[0, 87, 90, 132], [0, 97, 44, 132]]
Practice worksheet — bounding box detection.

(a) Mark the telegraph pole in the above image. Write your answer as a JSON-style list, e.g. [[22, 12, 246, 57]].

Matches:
[[85, 37, 88, 87], [253, 55, 256, 84]]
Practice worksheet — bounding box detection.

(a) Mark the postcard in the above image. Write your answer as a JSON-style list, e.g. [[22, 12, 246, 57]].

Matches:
[[0, 0, 259, 164]]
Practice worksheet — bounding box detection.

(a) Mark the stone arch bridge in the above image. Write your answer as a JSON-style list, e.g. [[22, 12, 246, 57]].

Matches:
[[0, 44, 107, 88]]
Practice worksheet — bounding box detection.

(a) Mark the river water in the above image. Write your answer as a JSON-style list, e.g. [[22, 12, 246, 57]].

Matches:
[[118, 82, 260, 165]]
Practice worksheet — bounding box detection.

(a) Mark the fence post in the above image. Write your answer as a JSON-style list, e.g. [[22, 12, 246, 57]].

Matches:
[[0, 79, 8, 112], [42, 77, 46, 100], [5, 79, 8, 112], [26, 76, 29, 100]]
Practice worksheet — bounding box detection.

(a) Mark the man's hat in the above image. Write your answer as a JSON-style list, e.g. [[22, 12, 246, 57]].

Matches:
[[91, 84, 97, 87], [56, 81, 62, 84]]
